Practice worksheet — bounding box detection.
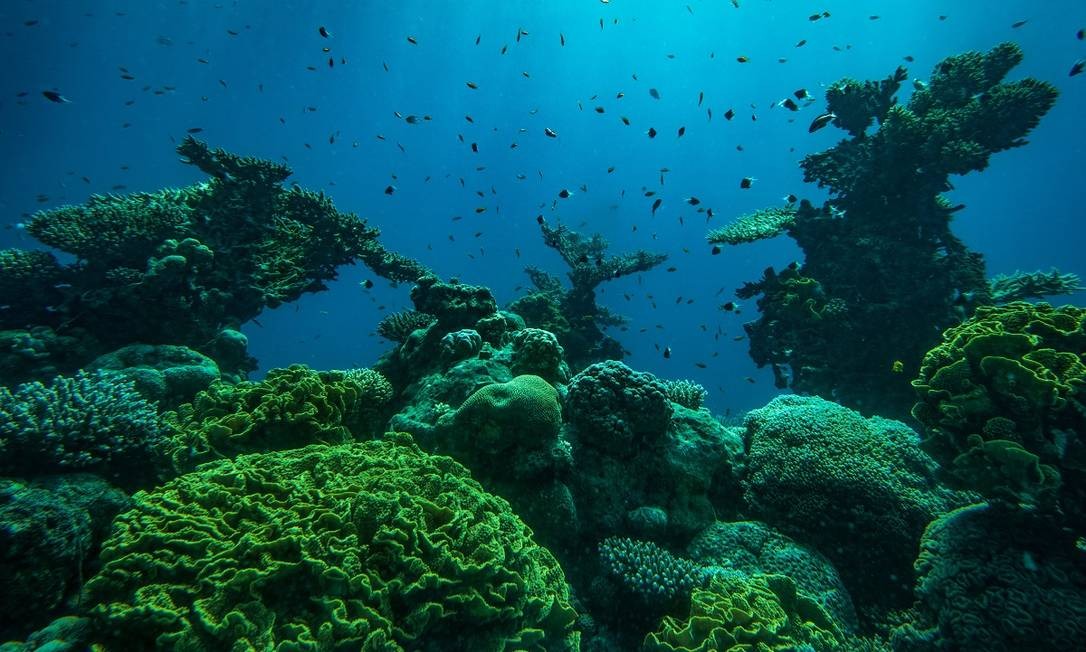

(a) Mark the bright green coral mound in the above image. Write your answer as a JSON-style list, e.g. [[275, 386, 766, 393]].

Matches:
[[165, 364, 393, 471], [707, 206, 796, 246], [911, 302, 1086, 513], [83, 436, 580, 651], [643, 573, 843, 652]]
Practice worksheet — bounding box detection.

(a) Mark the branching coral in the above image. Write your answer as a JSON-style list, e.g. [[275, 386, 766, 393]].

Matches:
[[718, 43, 1059, 419], [0, 370, 167, 486], [376, 310, 436, 343], [989, 268, 1084, 303], [511, 222, 666, 370], [663, 379, 709, 410], [707, 206, 797, 246]]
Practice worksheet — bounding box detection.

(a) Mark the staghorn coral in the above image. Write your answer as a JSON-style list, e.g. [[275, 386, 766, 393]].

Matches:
[[0, 370, 167, 486], [719, 43, 1059, 420], [598, 537, 708, 604], [911, 302, 1086, 521], [82, 436, 580, 651], [706, 206, 796, 246]]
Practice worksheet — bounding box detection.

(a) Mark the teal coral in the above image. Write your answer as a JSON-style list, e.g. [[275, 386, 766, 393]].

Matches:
[[0, 370, 166, 485], [82, 436, 579, 651], [511, 328, 569, 383], [706, 206, 796, 246], [742, 395, 968, 609], [989, 269, 1084, 304], [376, 309, 436, 343], [894, 503, 1086, 651], [911, 302, 1086, 516], [643, 573, 844, 652], [87, 343, 220, 410], [598, 537, 707, 603], [663, 379, 708, 410], [165, 364, 392, 471]]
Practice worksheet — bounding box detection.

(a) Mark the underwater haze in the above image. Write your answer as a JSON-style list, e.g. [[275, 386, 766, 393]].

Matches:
[[1, 0, 1086, 650]]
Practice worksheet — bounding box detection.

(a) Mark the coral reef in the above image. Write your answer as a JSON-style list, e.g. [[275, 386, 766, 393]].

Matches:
[[598, 537, 707, 604], [87, 343, 220, 410], [0, 370, 167, 487], [706, 206, 796, 246], [911, 302, 1085, 521], [567, 360, 672, 455], [644, 572, 844, 652], [663, 378, 708, 410], [742, 395, 971, 616], [82, 436, 579, 651], [715, 43, 1059, 419], [165, 364, 393, 472], [376, 309, 436, 343], [0, 475, 129, 640], [510, 327, 570, 384], [510, 222, 667, 371], [5, 137, 427, 377], [989, 268, 1084, 304], [439, 328, 484, 362], [892, 503, 1086, 651], [687, 521, 858, 633]]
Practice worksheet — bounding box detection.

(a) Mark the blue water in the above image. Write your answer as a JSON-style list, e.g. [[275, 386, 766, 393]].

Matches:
[[2, 0, 1083, 418]]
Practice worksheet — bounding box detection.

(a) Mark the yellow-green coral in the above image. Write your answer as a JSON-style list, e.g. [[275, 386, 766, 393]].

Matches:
[[82, 436, 580, 651], [644, 573, 843, 651], [707, 206, 796, 246], [165, 364, 392, 471], [911, 302, 1086, 512]]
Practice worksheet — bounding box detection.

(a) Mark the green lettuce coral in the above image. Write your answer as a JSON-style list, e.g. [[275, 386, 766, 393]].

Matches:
[[82, 436, 579, 651], [644, 572, 843, 652], [165, 364, 393, 472], [911, 302, 1086, 517]]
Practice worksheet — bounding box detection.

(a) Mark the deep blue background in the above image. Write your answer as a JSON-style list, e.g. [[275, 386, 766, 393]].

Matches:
[[2, 0, 1083, 417]]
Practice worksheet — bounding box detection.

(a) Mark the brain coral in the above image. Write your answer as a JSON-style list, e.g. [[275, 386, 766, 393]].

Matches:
[[82, 435, 579, 651], [911, 301, 1086, 516]]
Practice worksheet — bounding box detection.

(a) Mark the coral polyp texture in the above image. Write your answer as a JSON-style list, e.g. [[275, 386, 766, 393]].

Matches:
[[716, 42, 1059, 419], [911, 301, 1086, 520], [82, 436, 580, 651], [706, 206, 796, 246]]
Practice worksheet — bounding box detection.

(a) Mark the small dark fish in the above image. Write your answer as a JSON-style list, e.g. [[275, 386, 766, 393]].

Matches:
[[647, 127, 657, 138], [794, 88, 809, 100], [1011, 20, 1028, 29], [501, 44, 508, 54], [406, 35, 418, 44], [186, 127, 204, 133], [736, 56, 749, 63], [42, 90, 71, 103], [649, 87, 661, 99], [721, 301, 736, 312], [404, 115, 419, 124], [318, 26, 330, 38], [560, 33, 565, 46], [903, 55, 915, 62], [739, 177, 753, 189], [663, 346, 671, 359], [384, 185, 395, 195], [594, 106, 605, 113], [475, 207, 486, 213], [1078, 28, 1084, 40], [808, 112, 836, 133], [471, 142, 478, 152], [466, 81, 478, 89], [724, 108, 735, 120], [475, 34, 481, 45], [621, 116, 630, 125], [1071, 60, 1085, 77], [607, 166, 615, 173], [685, 196, 700, 205], [558, 189, 572, 199], [544, 127, 558, 137], [536, 215, 545, 224], [362, 279, 374, 289], [711, 245, 721, 255], [786, 193, 798, 203], [677, 126, 686, 137], [383, 61, 389, 72], [698, 91, 704, 106], [781, 98, 799, 111], [651, 198, 662, 215], [795, 39, 807, 47]]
